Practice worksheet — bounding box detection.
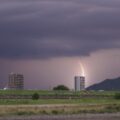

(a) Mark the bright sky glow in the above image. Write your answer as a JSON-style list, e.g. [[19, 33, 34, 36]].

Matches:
[[79, 62, 85, 77]]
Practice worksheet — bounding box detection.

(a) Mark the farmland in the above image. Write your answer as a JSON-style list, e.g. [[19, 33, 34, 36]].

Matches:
[[0, 90, 120, 116], [0, 89, 117, 96], [0, 90, 119, 104]]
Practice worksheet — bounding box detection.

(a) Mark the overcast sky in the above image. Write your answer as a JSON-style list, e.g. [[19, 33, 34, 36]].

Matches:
[[0, 0, 120, 89]]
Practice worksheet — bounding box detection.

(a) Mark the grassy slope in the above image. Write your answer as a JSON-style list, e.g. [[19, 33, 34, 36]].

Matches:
[[0, 98, 120, 105], [0, 90, 120, 116], [0, 90, 118, 96], [0, 99, 120, 116], [0, 90, 119, 105]]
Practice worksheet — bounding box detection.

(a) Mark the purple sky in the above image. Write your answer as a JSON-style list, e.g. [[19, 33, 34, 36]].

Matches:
[[0, 0, 120, 89]]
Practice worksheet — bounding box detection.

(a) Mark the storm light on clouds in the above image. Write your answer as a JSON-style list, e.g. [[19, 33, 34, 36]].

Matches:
[[0, 0, 120, 89]]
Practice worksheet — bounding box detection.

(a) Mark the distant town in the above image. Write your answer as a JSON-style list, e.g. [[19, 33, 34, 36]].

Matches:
[[4, 72, 85, 91]]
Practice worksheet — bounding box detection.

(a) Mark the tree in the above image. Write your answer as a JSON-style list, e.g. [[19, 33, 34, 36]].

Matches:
[[53, 85, 69, 91], [32, 93, 39, 100], [114, 93, 120, 99]]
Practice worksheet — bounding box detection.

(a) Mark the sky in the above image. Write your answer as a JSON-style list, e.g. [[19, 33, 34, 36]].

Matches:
[[0, 0, 120, 89]]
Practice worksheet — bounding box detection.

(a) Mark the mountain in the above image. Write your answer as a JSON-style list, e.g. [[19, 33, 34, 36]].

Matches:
[[87, 77, 120, 90]]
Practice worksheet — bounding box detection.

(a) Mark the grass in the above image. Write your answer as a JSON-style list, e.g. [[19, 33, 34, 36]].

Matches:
[[0, 103, 120, 116], [0, 90, 120, 116], [0, 90, 118, 96], [0, 98, 120, 105]]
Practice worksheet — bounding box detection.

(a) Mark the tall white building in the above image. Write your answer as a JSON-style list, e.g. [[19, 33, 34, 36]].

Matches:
[[8, 73, 24, 90], [74, 76, 85, 91]]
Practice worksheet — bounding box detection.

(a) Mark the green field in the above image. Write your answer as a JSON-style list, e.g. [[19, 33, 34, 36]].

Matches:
[[0, 90, 119, 105], [0, 90, 118, 96], [0, 90, 120, 116], [0, 98, 120, 105], [0, 98, 120, 116]]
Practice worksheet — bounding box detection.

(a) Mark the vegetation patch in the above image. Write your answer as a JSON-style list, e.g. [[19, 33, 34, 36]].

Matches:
[[114, 93, 120, 99], [0, 103, 120, 116], [32, 93, 39, 100], [0, 90, 120, 116], [53, 85, 69, 91]]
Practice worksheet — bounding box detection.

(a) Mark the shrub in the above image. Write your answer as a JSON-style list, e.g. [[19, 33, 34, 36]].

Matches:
[[40, 110, 48, 115], [114, 93, 120, 99], [51, 110, 59, 115], [32, 93, 39, 100]]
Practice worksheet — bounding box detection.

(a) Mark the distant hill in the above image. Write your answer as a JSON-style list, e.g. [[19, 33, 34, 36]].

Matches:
[[87, 77, 120, 90]]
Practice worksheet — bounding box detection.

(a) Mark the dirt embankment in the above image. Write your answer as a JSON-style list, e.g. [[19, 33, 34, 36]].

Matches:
[[0, 113, 120, 120], [0, 94, 112, 99]]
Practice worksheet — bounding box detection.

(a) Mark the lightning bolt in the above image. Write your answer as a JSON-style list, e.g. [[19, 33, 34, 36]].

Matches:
[[79, 62, 85, 76]]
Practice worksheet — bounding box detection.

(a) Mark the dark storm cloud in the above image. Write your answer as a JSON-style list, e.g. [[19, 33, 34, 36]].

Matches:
[[0, 0, 120, 59]]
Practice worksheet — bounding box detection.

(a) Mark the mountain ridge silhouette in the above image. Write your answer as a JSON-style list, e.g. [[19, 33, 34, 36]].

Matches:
[[87, 77, 120, 90]]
